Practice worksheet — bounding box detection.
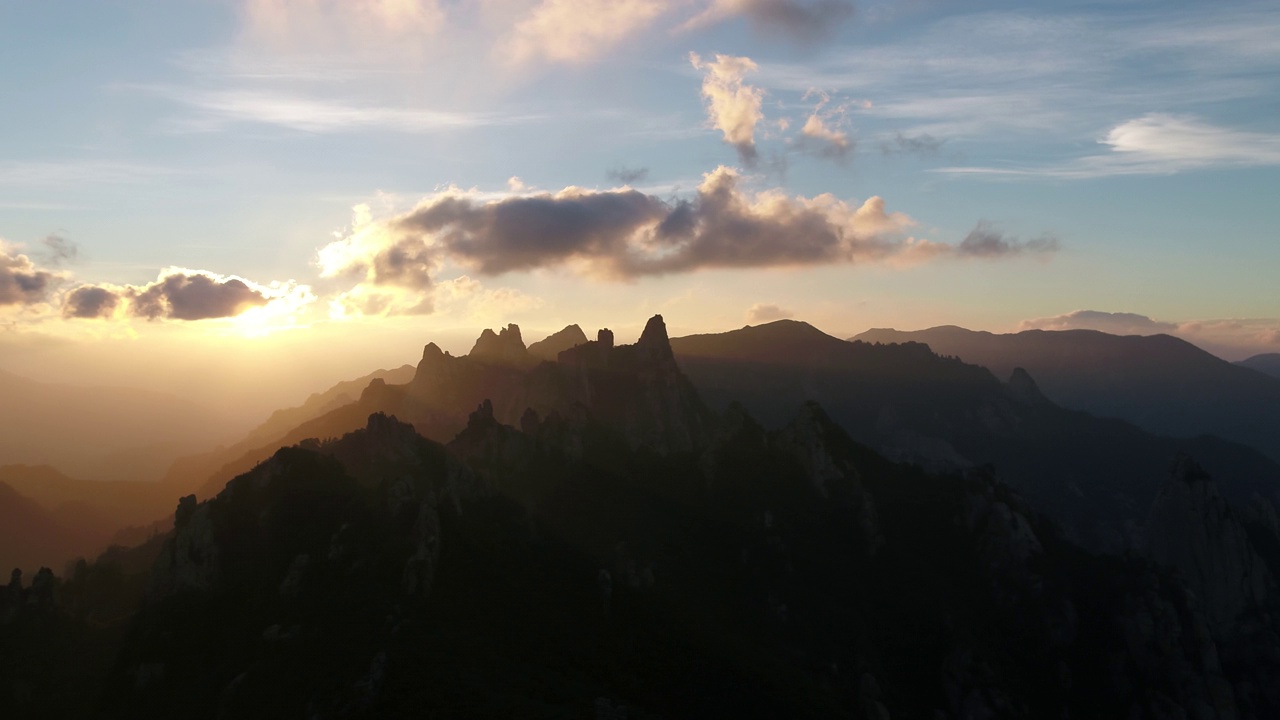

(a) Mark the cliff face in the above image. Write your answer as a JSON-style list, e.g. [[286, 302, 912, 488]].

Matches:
[[1145, 455, 1273, 636]]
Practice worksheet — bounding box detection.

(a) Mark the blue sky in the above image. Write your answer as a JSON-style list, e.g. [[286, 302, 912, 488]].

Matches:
[[1, 0, 1278, 414]]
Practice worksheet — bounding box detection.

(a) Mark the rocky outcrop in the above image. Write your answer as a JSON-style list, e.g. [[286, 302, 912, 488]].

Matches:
[[1005, 367, 1049, 407], [468, 324, 532, 368], [147, 494, 219, 600], [599, 316, 712, 454], [527, 324, 588, 361], [1145, 455, 1273, 636]]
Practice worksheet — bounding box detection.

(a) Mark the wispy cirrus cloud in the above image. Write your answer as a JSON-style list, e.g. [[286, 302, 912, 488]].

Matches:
[[937, 114, 1280, 179], [142, 87, 544, 134], [756, 4, 1280, 164], [0, 160, 176, 187]]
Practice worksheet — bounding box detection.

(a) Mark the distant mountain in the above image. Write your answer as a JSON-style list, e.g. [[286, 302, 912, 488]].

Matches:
[[236, 364, 416, 450], [672, 320, 1280, 550], [0, 464, 174, 529], [161, 364, 416, 494], [0, 369, 237, 482], [0, 465, 174, 575], [853, 326, 1280, 463], [1239, 353, 1280, 380], [0, 481, 95, 575]]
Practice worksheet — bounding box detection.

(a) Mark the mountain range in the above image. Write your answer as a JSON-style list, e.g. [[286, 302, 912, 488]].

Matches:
[[1239, 352, 1280, 380], [4, 315, 1280, 718], [854, 326, 1280, 464]]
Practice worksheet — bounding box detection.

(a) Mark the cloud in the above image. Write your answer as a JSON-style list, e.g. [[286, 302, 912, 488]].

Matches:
[[241, 0, 447, 51], [796, 90, 852, 159], [1018, 310, 1178, 336], [607, 165, 650, 184], [746, 302, 793, 322], [938, 114, 1280, 179], [691, 53, 765, 165], [0, 160, 174, 188], [40, 235, 79, 266], [62, 286, 121, 319], [681, 0, 855, 42], [1101, 113, 1280, 168], [0, 245, 60, 306], [153, 88, 543, 134], [956, 222, 1059, 257], [1174, 318, 1280, 356], [132, 273, 271, 320], [394, 187, 669, 276], [879, 132, 944, 156], [63, 269, 311, 321], [506, 0, 675, 64], [1017, 309, 1280, 360], [317, 166, 1044, 314]]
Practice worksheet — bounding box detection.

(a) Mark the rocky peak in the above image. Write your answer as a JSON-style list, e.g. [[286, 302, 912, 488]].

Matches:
[[637, 314, 674, 363], [413, 342, 451, 387], [1005, 367, 1048, 406], [598, 328, 614, 350], [468, 324, 529, 367], [467, 399, 496, 430], [527, 324, 589, 361], [421, 342, 445, 362]]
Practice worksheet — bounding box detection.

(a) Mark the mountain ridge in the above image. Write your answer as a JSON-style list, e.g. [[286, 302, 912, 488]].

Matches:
[[853, 325, 1280, 463]]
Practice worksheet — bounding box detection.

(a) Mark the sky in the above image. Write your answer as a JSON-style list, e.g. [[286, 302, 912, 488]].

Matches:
[[1, 0, 1278, 420]]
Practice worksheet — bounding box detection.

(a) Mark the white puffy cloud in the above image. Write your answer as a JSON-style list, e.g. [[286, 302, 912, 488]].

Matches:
[[746, 302, 793, 322], [691, 53, 766, 164]]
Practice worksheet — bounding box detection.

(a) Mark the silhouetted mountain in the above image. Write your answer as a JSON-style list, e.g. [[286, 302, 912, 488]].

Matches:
[[526, 323, 588, 361], [9, 314, 1280, 717], [180, 315, 713, 500], [1239, 352, 1280, 380], [854, 326, 1280, 462], [673, 320, 1280, 550], [0, 369, 238, 482]]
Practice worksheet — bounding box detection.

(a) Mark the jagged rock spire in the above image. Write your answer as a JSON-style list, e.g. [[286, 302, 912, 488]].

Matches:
[[637, 314, 674, 362], [468, 324, 530, 367]]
